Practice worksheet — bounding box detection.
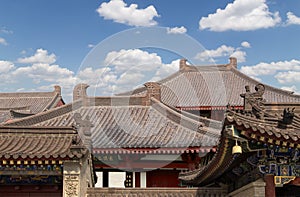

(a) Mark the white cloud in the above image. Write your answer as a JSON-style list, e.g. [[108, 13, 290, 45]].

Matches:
[[96, 0, 159, 27], [199, 0, 281, 31], [12, 63, 74, 83], [286, 12, 300, 25], [104, 49, 162, 72], [80, 49, 179, 94], [117, 72, 145, 85], [276, 71, 300, 84], [0, 27, 13, 34], [150, 59, 179, 82], [167, 26, 187, 34], [0, 37, 7, 46], [195, 44, 247, 63], [88, 44, 95, 48], [0, 48, 180, 101], [195, 45, 234, 62], [240, 59, 300, 94], [0, 49, 77, 101], [77, 67, 116, 88], [241, 41, 251, 48], [17, 48, 56, 64], [281, 85, 299, 93], [0, 60, 14, 73], [230, 50, 246, 63], [240, 59, 300, 77]]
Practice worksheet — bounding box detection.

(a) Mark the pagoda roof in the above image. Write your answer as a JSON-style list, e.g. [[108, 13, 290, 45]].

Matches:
[[0, 86, 64, 123], [0, 126, 87, 160], [4, 84, 222, 154], [179, 88, 300, 186], [225, 109, 300, 147], [118, 58, 300, 109]]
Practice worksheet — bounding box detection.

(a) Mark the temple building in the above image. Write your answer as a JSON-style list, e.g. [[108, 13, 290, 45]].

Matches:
[[0, 85, 64, 123], [0, 58, 300, 196], [120, 58, 300, 120]]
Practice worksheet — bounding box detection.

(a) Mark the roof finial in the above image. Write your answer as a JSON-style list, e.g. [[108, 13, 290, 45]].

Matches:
[[73, 83, 89, 101], [229, 57, 237, 68], [179, 58, 188, 70], [144, 82, 161, 105], [54, 85, 61, 95], [179, 58, 197, 71]]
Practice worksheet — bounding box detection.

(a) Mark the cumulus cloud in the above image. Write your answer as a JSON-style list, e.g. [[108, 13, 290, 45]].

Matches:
[[167, 26, 187, 34], [195, 43, 247, 63], [195, 45, 234, 62], [88, 44, 95, 48], [199, 0, 281, 31], [0, 37, 7, 45], [276, 71, 300, 84], [240, 59, 300, 94], [17, 48, 56, 64], [92, 48, 179, 94], [150, 59, 178, 82], [240, 59, 300, 77], [281, 85, 299, 94], [104, 49, 162, 72], [241, 41, 251, 48], [286, 12, 300, 25], [0, 48, 179, 101], [0, 60, 14, 73], [12, 63, 74, 83], [0, 49, 76, 101], [231, 50, 246, 63], [96, 0, 159, 27]]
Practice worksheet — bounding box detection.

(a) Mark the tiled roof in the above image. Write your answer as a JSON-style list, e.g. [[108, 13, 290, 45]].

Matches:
[[180, 107, 300, 186], [119, 63, 300, 108], [5, 96, 222, 153], [0, 126, 86, 160], [179, 120, 236, 186], [225, 108, 300, 146], [0, 86, 63, 123]]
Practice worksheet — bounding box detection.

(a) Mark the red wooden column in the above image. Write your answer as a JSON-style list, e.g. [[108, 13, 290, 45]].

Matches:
[[264, 174, 275, 197]]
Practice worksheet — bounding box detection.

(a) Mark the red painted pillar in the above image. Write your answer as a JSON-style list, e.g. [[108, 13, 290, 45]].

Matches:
[[135, 172, 140, 187], [264, 174, 275, 197]]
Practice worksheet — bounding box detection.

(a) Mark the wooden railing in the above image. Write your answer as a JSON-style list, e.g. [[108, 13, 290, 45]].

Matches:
[[87, 187, 228, 197]]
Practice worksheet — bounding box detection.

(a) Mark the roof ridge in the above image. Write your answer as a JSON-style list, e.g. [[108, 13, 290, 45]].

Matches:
[[150, 98, 221, 137], [231, 67, 300, 98], [3, 100, 82, 126], [0, 91, 57, 98], [42, 92, 61, 111], [87, 95, 145, 106]]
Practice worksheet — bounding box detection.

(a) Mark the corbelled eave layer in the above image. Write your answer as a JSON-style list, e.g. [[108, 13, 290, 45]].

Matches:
[[179, 108, 300, 186], [118, 65, 300, 108], [225, 109, 300, 147], [0, 88, 63, 123], [0, 126, 87, 160], [179, 126, 236, 186], [3, 96, 222, 154]]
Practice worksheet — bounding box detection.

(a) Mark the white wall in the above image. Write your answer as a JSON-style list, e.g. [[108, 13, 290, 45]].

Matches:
[[109, 172, 126, 188], [95, 172, 103, 188], [140, 172, 147, 188]]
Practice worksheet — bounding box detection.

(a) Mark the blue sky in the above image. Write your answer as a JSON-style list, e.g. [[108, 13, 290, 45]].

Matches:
[[1, 0, 300, 102]]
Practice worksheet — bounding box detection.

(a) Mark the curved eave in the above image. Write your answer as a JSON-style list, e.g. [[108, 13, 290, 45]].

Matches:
[[179, 130, 236, 186], [0, 126, 87, 160], [225, 110, 300, 147], [93, 146, 217, 155]]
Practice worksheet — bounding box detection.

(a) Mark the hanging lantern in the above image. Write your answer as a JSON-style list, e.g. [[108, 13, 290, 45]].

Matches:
[[232, 140, 242, 154]]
